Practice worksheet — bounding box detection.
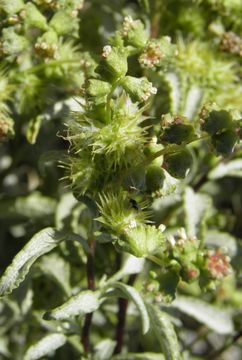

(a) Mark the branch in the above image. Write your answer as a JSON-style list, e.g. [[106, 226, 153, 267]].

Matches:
[[81, 239, 96, 354], [113, 274, 137, 354]]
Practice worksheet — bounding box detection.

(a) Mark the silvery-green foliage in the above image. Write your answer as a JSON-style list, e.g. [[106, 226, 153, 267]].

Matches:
[[0, 1, 241, 359]]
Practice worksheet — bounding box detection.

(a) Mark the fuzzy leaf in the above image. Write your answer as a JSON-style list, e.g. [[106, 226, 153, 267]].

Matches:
[[184, 187, 211, 238], [107, 255, 145, 284], [23, 333, 66, 360], [94, 339, 116, 360], [109, 282, 150, 334], [205, 230, 237, 257], [37, 253, 71, 295], [208, 159, 242, 179], [148, 304, 181, 360], [0, 228, 85, 296], [0, 192, 56, 220], [172, 296, 234, 334], [55, 192, 77, 230], [44, 290, 100, 320]]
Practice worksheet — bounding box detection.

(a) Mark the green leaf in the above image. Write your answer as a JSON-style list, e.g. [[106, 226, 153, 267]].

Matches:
[[113, 353, 165, 360], [205, 230, 237, 257], [107, 255, 145, 284], [55, 192, 77, 230], [172, 296, 234, 334], [0, 228, 85, 296], [183, 85, 203, 119], [184, 187, 211, 238], [0, 336, 10, 358], [26, 115, 43, 144], [148, 304, 182, 360], [94, 339, 116, 360], [23, 333, 66, 360], [108, 282, 150, 334], [0, 192, 56, 220], [37, 253, 71, 295], [208, 159, 242, 179], [43, 290, 100, 320]]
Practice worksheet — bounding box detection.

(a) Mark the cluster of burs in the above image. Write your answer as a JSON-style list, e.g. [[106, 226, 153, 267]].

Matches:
[[64, 14, 240, 293]]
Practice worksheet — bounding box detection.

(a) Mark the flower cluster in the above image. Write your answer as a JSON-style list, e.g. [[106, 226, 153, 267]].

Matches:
[[220, 32, 242, 57], [206, 249, 231, 279]]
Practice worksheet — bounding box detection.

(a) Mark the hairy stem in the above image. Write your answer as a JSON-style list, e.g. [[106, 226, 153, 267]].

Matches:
[[113, 274, 137, 354], [81, 239, 96, 354]]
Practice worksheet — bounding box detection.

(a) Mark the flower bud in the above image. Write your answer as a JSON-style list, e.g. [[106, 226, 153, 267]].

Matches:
[[220, 31, 242, 57], [95, 46, 128, 82], [122, 76, 157, 102], [163, 148, 193, 179], [206, 249, 231, 279], [35, 30, 58, 59], [121, 16, 149, 48]]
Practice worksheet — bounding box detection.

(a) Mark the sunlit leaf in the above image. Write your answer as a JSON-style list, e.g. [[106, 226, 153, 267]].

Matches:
[[107, 282, 150, 334], [23, 333, 66, 360], [148, 304, 181, 360], [0, 228, 86, 296], [172, 296, 234, 334], [184, 187, 211, 238], [44, 290, 100, 321]]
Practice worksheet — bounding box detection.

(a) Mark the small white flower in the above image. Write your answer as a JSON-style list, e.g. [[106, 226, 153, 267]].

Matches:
[[158, 224, 166, 232], [102, 45, 112, 58]]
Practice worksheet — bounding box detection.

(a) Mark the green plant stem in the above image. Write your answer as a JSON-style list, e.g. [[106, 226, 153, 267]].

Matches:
[[113, 274, 137, 354], [147, 254, 164, 267], [81, 239, 96, 354]]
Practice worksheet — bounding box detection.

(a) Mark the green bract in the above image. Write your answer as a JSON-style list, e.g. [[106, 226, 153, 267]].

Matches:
[[118, 224, 166, 258], [163, 149, 193, 178], [96, 46, 128, 82], [24, 3, 48, 30]]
